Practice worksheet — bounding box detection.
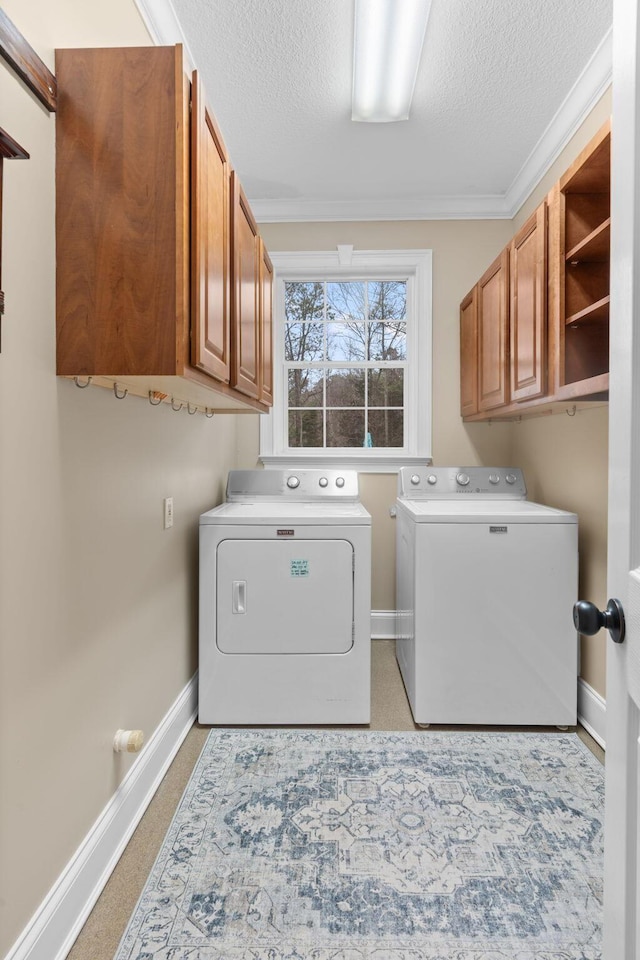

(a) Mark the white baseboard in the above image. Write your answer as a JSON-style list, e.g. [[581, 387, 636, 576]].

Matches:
[[371, 610, 397, 639], [577, 677, 606, 749], [6, 674, 198, 960]]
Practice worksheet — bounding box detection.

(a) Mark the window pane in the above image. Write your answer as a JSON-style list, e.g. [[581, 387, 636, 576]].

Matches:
[[326, 369, 365, 407], [326, 409, 365, 448], [288, 410, 323, 448], [369, 322, 407, 360], [368, 368, 404, 406], [327, 323, 367, 361], [327, 281, 365, 323], [285, 323, 324, 361], [368, 281, 407, 322], [368, 409, 404, 448], [285, 282, 324, 324], [288, 368, 323, 408]]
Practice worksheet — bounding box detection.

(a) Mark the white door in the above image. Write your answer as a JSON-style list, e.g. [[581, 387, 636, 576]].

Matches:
[[604, 1, 640, 955]]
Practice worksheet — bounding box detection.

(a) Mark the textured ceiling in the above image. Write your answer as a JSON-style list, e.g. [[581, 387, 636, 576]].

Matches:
[[165, 0, 612, 220]]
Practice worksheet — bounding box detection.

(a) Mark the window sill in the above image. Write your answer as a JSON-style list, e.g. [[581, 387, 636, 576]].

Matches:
[[260, 454, 433, 474]]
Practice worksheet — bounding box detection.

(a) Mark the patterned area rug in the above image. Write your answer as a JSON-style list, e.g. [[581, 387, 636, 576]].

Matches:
[[115, 730, 604, 960]]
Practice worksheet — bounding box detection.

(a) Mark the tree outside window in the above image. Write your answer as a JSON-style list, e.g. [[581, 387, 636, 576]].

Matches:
[[285, 280, 406, 449]]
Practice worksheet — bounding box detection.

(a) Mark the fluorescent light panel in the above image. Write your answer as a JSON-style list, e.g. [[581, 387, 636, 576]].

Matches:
[[352, 0, 432, 122]]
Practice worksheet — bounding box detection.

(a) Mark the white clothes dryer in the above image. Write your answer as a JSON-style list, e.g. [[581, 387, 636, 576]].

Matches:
[[199, 469, 371, 725], [395, 466, 578, 727]]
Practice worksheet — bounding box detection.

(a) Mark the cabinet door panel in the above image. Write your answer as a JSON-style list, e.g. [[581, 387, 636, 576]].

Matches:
[[191, 72, 231, 382], [231, 173, 260, 399], [460, 286, 478, 416], [259, 240, 274, 406], [478, 249, 509, 411], [510, 202, 547, 402]]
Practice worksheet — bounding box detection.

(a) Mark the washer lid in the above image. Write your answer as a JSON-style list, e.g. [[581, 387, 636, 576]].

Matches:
[[200, 501, 371, 525], [396, 499, 577, 523]]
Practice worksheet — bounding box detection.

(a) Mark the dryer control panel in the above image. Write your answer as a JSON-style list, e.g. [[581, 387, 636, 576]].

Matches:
[[398, 466, 527, 499], [226, 469, 360, 501]]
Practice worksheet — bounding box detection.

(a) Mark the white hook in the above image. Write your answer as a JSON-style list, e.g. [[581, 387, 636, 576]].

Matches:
[[205, 409, 215, 418]]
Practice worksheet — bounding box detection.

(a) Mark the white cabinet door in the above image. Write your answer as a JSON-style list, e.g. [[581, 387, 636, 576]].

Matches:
[[216, 538, 354, 654]]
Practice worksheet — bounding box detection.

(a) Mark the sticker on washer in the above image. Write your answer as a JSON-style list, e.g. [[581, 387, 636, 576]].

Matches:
[[290, 559, 310, 577], [489, 526, 508, 533]]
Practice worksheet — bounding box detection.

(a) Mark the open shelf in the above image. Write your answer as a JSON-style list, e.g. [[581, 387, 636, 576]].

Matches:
[[565, 295, 610, 327], [566, 218, 611, 263]]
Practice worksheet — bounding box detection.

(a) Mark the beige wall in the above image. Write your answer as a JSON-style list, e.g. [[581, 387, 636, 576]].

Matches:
[[0, 1, 242, 952]]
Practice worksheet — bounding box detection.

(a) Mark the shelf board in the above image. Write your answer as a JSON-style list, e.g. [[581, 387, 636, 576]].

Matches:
[[565, 295, 610, 327], [566, 218, 611, 263]]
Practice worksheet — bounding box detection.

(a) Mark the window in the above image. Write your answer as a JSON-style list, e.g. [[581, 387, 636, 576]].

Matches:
[[260, 249, 432, 472]]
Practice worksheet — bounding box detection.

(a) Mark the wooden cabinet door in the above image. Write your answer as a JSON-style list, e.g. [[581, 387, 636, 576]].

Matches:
[[478, 248, 509, 412], [191, 71, 231, 382], [460, 286, 478, 417], [510, 202, 547, 402], [231, 172, 261, 399], [56, 45, 187, 376], [259, 240, 274, 406]]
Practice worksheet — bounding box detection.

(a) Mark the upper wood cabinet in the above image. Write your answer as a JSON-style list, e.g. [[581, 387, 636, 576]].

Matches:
[[552, 121, 610, 401], [55, 45, 272, 414], [478, 249, 509, 412], [231, 173, 261, 400], [460, 120, 610, 422], [510, 202, 547, 402], [459, 287, 478, 417], [259, 240, 274, 406], [191, 71, 231, 384]]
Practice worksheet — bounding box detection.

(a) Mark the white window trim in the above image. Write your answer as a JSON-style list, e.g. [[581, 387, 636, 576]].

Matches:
[[259, 248, 433, 474]]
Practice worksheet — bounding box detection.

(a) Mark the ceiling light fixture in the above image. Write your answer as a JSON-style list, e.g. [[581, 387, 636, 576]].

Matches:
[[352, 0, 432, 122]]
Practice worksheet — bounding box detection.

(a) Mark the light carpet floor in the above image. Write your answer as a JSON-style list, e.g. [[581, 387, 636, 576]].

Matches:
[[67, 641, 604, 960]]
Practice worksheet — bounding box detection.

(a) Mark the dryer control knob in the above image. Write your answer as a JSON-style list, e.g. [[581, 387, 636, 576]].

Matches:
[[318, 477, 328, 487], [427, 475, 437, 485], [410, 475, 421, 485], [286, 476, 300, 489], [456, 473, 470, 486], [505, 474, 517, 485], [489, 474, 500, 484], [335, 476, 345, 488]]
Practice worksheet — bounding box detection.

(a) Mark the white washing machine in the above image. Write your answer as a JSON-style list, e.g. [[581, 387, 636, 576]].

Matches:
[[199, 469, 371, 725], [395, 466, 578, 726]]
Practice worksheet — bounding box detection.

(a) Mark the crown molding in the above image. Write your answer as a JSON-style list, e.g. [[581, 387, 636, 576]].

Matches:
[[504, 27, 612, 218], [134, 0, 196, 71], [135, 0, 612, 223], [250, 194, 512, 223]]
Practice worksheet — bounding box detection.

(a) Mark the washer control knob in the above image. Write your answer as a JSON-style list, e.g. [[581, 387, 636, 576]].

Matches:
[[318, 477, 328, 488], [427, 475, 438, 485], [286, 476, 300, 489], [505, 473, 517, 485], [456, 473, 470, 486], [410, 475, 421, 485], [489, 474, 500, 484], [335, 476, 345, 488]]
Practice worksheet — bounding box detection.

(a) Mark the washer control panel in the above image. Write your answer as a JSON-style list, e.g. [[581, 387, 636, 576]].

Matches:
[[226, 469, 360, 501], [397, 466, 527, 499]]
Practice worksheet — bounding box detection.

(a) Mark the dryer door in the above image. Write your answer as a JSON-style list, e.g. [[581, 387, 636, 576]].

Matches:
[[216, 538, 354, 654]]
